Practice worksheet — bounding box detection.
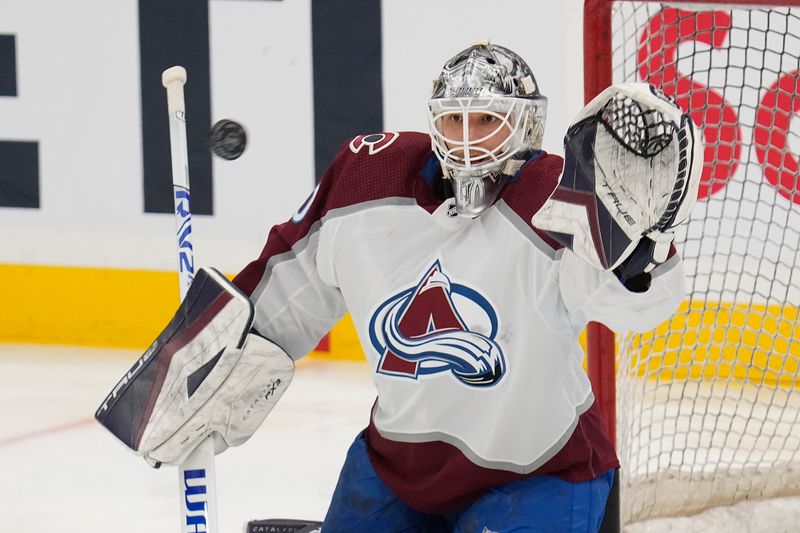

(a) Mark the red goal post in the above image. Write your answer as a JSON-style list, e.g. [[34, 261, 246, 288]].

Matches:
[[584, 0, 800, 527]]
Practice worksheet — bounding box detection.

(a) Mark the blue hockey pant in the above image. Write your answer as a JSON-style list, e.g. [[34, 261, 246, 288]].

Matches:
[[322, 432, 615, 533]]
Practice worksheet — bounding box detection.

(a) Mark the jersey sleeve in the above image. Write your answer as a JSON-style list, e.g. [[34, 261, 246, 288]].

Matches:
[[498, 151, 684, 333], [231, 145, 349, 360], [558, 246, 686, 333]]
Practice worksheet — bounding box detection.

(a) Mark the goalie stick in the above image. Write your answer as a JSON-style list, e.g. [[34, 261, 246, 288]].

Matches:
[[162, 65, 220, 533]]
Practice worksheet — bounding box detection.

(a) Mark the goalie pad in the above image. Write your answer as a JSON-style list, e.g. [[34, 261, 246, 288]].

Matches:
[[532, 83, 703, 271], [95, 267, 295, 466]]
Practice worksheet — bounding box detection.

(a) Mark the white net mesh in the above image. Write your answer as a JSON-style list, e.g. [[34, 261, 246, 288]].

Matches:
[[605, 1, 800, 526]]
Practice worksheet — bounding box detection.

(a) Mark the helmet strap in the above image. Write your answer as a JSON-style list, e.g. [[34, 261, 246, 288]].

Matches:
[[501, 158, 526, 177]]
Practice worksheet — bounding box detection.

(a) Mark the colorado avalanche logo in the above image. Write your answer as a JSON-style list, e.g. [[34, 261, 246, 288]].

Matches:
[[369, 261, 506, 387], [349, 132, 399, 155]]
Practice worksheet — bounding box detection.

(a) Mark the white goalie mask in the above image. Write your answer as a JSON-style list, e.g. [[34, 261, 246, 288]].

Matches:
[[428, 42, 548, 216]]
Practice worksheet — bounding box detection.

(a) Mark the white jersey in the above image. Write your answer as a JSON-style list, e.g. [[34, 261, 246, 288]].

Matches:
[[233, 131, 685, 512]]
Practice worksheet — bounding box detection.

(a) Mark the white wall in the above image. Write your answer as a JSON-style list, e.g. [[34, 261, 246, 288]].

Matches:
[[0, 0, 584, 274]]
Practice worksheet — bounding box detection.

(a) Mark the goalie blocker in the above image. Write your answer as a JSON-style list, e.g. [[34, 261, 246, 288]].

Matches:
[[532, 83, 703, 284], [95, 267, 295, 466]]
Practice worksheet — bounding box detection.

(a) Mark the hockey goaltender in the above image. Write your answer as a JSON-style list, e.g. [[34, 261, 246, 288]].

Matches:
[[97, 42, 702, 533]]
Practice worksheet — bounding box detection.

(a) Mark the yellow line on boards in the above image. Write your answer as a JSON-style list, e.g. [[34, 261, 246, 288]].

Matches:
[[4, 264, 798, 379], [0, 263, 363, 360], [1, 264, 180, 348]]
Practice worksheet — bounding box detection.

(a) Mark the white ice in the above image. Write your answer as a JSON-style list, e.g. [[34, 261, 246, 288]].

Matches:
[[4, 343, 800, 533], [0, 343, 376, 533]]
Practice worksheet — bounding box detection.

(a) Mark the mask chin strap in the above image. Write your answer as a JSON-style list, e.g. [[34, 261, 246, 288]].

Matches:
[[500, 158, 526, 178]]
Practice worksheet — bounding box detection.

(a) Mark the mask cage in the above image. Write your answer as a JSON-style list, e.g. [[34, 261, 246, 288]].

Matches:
[[428, 96, 546, 177]]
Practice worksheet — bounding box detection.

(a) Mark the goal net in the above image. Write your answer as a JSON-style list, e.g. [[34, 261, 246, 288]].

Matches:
[[584, 0, 800, 527]]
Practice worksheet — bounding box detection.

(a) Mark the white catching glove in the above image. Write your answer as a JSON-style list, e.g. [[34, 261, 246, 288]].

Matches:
[[532, 83, 704, 278]]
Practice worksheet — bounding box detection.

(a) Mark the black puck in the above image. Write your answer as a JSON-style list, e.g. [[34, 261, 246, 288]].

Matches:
[[209, 119, 247, 160]]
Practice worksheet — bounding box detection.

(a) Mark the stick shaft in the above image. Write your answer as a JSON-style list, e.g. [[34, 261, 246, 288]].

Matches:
[[163, 66, 194, 298], [162, 65, 219, 533]]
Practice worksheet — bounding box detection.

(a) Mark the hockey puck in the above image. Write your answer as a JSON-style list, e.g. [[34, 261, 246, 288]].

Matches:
[[209, 119, 247, 160]]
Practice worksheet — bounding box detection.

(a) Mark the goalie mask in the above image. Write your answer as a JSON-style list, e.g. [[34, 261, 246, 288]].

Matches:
[[428, 42, 548, 216]]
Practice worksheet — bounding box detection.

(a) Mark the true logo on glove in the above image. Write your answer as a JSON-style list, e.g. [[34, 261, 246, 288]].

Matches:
[[599, 180, 636, 226]]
